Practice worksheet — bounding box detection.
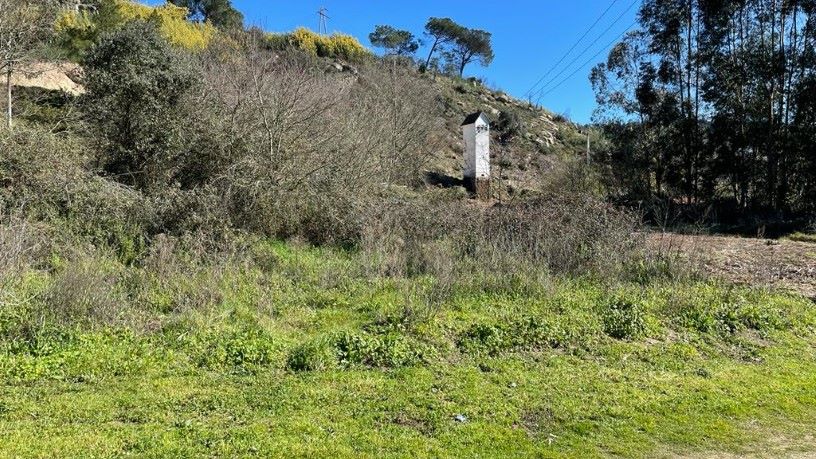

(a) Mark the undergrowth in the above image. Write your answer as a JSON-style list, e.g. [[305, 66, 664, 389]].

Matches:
[[0, 239, 815, 457]]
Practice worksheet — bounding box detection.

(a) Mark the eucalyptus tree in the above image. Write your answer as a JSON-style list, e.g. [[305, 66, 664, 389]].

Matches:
[[593, 0, 816, 215]]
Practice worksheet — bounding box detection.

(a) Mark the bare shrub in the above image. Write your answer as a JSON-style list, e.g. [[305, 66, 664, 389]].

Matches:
[[359, 188, 642, 289], [0, 0, 60, 128], [352, 61, 445, 186], [197, 38, 442, 244], [359, 195, 460, 278], [474, 194, 641, 276], [42, 256, 129, 328], [0, 210, 42, 289]]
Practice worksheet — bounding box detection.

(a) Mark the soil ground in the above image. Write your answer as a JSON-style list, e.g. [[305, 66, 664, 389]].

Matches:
[[649, 232, 816, 299]]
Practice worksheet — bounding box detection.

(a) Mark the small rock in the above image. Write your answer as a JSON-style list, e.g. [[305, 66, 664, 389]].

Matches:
[[495, 93, 512, 103], [508, 382, 517, 388], [341, 63, 359, 75], [454, 414, 468, 423]]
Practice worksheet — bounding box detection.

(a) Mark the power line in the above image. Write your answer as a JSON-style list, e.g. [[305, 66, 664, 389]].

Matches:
[[535, 21, 638, 102], [524, 0, 621, 98], [528, 0, 640, 101], [530, 0, 638, 101], [317, 7, 329, 35]]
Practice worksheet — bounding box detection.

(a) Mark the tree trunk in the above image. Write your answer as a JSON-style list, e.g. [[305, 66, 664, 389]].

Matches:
[[424, 39, 439, 69]]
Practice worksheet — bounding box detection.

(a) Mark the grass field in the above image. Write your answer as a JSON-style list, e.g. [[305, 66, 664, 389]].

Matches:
[[1, 241, 815, 458], [787, 232, 816, 244]]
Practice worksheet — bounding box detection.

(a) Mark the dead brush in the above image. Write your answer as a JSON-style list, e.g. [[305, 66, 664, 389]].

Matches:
[[41, 256, 127, 328], [0, 210, 43, 291], [358, 188, 645, 291]]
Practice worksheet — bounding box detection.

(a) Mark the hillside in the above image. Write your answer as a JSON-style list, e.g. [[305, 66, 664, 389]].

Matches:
[[7, 58, 587, 198], [3, 3, 816, 458], [430, 76, 588, 194]]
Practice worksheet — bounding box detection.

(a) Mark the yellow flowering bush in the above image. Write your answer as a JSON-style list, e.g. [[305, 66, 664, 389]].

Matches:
[[289, 27, 319, 56], [283, 27, 371, 62], [326, 33, 371, 62], [56, 0, 215, 59]]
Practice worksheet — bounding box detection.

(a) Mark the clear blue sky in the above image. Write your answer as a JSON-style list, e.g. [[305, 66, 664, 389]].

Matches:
[[149, 0, 640, 123]]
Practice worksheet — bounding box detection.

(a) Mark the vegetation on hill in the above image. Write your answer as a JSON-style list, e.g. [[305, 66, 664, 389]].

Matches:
[[593, 0, 816, 229], [265, 27, 372, 63], [1, 0, 815, 457], [168, 0, 244, 30], [56, 0, 216, 58]]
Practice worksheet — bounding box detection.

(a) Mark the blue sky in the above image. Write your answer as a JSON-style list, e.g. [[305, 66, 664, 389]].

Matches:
[[148, 1, 640, 123]]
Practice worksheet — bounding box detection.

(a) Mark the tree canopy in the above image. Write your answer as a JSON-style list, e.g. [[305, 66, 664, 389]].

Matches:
[[447, 28, 493, 76], [423, 17, 464, 68], [169, 0, 243, 30], [592, 0, 816, 217], [368, 25, 419, 56], [422, 17, 494, 76]]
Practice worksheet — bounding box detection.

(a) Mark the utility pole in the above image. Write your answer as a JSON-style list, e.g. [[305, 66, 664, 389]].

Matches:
[[317, 7, 329, 35], [586, 130, 591, 166]]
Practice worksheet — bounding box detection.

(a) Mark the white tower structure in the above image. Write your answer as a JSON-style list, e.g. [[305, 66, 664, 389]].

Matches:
[[461, 112, 490, 199]]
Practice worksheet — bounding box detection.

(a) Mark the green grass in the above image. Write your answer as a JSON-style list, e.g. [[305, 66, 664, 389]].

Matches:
[[786, 232, 816, 243], [1, 240, 815, 457]]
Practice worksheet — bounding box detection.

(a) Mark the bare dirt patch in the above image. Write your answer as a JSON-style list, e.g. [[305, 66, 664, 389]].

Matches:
[[649, 232, 816, 298], [6, 61, 84, 95], [667, 430, 816, 458]]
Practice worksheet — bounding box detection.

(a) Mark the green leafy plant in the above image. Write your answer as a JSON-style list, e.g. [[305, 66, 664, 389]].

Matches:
[[286, 337, 338, 372], [601, 298, 647, 340], [458, 316, 569, 356], [194, 328, 278, 373]]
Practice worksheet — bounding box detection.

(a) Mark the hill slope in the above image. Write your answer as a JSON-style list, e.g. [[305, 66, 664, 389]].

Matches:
[[428, 75, 589, 194], [7, 58, 588, 197]]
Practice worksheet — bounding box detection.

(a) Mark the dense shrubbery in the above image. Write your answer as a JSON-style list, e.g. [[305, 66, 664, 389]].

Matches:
[[267, 27, 372, 62], [56, 0, 215, 59], [5, 2, 807, 384], [286, 331, 430, 371], [82, 21, 198, 190]]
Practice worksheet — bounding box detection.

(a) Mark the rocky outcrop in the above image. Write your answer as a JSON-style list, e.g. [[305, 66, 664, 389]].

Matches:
[[7, 62, 84, 95], [325, 61, 359, 75]]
